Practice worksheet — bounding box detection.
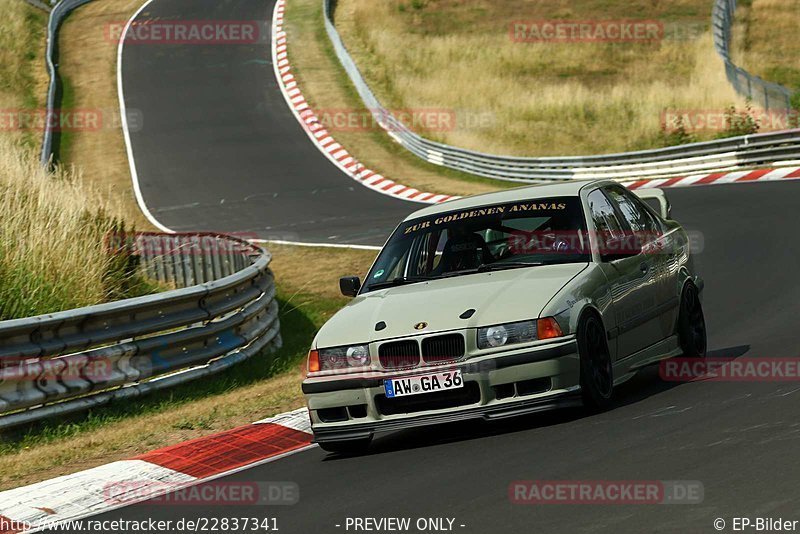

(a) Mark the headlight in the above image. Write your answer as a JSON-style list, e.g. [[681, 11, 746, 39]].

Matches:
[[477, 318, 563, 349], [478, 320, 536, 349], [316, 344, 371, 371], [484, 325, 510, 347]]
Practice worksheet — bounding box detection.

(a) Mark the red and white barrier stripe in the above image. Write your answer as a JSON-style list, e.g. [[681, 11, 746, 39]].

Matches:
[[621, 166, 800, 190], [271, 0, 458, 205], [0, 408, 313, 533]]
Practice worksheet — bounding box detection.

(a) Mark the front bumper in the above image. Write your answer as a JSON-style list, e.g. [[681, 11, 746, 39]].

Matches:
[[302, 337, 581, 443]]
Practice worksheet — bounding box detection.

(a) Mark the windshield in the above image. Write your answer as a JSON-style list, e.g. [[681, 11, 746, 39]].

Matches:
[[363, 197, 589, 293]]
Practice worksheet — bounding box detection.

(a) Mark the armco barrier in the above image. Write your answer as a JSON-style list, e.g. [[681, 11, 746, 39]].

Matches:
[[41, 0, 96, 166], [0, 233, 281, 430], [322, 0, 800, 182], [712, 0, 793, 111]]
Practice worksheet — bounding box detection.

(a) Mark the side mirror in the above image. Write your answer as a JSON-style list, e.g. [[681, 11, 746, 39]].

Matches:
[[339, 276, 361, 297], [600, 234, 642, 263]]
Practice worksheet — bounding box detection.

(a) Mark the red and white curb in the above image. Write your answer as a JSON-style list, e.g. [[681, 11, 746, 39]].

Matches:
[[620, 166, 800, 190], [271, 0, 458, 205], [0, 408, 313, 533]]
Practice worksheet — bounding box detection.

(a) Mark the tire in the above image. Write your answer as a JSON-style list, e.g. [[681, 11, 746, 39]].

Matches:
[[578, 313, 614, 412], [317, 437, 372, 456], [677, 282, 707, 358]]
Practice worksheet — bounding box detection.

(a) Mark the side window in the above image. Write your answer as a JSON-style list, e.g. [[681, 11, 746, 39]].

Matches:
[[587, 189, 625, 239], [604, 186, 661, 239], [406, 230, 448, 277]]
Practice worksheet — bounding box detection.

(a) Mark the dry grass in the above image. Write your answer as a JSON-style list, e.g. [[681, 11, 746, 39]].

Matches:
[[335, 0, 751, 156], [267, 243, 377, 300], [0, 1, 47, 142], [284, 0, 506, 196], [0, 134, 139, 319], [731, 0, 800, 94], [0, 1, 149, 319], [58, 0, 152, 228]]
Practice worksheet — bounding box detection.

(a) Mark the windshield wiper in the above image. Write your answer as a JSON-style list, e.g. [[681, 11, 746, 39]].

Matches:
[[368, 276, 431, 290], [437, 262, 543, 279], [477, 261, 544, 272]]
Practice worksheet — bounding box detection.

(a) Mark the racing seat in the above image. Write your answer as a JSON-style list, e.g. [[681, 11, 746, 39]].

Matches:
[[437, 232, 492, 273]]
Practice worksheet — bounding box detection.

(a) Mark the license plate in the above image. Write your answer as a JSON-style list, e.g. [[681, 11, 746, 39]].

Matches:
[[384, 370, 463, 398]]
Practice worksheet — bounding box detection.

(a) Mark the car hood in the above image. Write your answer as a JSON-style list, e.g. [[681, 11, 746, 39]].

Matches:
[[314, 263, 588, 348]]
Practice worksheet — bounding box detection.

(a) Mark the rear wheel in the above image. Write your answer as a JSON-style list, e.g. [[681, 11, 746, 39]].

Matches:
[[678, 282, 707, 358], [317, 437, 372, 456], [578, 314, 614, 412]]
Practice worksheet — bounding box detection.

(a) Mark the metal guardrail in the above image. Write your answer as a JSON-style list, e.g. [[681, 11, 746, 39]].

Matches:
[[41, 0, 95, 166], [0, 233, 281, 430], [322, 0, 800, 182], [712, 0, 793, 111]]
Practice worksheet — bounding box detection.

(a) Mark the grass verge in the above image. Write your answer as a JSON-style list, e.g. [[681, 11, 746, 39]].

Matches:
[[731, 0, 800, 99], [332, 0, 752, 156], [0, 0, 48, 149], [58, 0, 154, 229], [0, 1, 155, 320]]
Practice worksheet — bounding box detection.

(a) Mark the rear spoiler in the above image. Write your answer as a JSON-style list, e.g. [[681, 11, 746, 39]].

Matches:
[[633, 188, 671, 219]]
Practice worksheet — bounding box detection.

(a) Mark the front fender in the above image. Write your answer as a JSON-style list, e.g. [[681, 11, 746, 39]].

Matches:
[[540, 263, 616, 340]]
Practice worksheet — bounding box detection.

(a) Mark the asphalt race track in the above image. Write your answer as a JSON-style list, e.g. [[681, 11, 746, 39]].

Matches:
[[121, 0, 418, 246], [104, 0, 800, 532]]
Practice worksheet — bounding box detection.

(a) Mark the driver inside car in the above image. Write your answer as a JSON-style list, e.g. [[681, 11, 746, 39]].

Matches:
[[436, 226, 494, 273]]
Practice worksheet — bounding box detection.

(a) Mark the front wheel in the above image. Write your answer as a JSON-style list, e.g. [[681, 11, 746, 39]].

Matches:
[[317, 437, 372, 456], [578, 314, 614, 412], [677, 282, 707, 358]]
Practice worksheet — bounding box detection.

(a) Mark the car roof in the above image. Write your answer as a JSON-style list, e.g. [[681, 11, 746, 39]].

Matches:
[[403, 179, 608, 221]]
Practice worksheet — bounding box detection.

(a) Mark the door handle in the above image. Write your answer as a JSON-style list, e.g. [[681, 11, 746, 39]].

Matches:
[[639, 262, 649, 274]]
